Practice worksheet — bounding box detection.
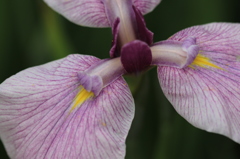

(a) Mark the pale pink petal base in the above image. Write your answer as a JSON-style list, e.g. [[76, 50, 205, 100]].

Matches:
[[158, 23, 240, 143], [0, 54, 134, 159]]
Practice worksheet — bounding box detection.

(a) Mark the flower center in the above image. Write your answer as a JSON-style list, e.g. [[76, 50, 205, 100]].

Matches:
[[121, 40, 152, 73]]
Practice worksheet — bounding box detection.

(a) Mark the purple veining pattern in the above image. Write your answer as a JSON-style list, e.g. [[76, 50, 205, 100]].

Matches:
[[0, 54, 134, 159], [157, 23, 240, 143], [43, 0, 161, 27], [44, 0, 109, 27], [132, 0, 161, 15]]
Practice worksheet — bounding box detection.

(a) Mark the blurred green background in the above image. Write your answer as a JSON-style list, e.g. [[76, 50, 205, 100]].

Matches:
[[1, 0, 240, 158]]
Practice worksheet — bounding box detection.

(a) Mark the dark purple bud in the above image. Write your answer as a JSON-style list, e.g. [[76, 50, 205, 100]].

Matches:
[[121, 40, 152, 73]]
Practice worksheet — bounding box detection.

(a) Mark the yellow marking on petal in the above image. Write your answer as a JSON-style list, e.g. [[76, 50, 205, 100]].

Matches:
[[101, 122, 106, 127], [69, 86, 94, 113], [236, 55, 240, 61], [189, 54, 223, 69]]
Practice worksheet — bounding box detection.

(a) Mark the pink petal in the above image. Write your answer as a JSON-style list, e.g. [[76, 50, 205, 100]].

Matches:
[[0, 54, 134, 159], [44, 0, 109, 27], [43, 0, 161, 27], [133, 0, 161, 15], [157, 23, 240, 143]]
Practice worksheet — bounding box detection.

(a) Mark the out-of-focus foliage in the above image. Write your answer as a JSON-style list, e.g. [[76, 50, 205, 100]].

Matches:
[[1, 0, 240, 158]]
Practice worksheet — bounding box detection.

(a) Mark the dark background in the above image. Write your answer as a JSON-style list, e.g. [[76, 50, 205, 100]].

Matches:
[[1, 0, 240, 158]]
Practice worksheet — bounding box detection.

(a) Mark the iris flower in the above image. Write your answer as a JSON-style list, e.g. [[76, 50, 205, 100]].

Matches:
[[1, 0, 240, 158]]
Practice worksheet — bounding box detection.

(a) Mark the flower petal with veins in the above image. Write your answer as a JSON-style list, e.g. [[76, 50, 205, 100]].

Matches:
[[0, 54, 134, 159], [43, 0, 161, 27], [133, 0, 161, 15], [157, 23, 240, 143]]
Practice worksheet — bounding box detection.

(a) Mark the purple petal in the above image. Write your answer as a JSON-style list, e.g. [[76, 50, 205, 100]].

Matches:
[[0, 54, 134, 158], [121, 40, 152, 73], [133, 0, 161, 15], [110, 18, 121, 57], [133, 6, 153, 46], [43, 0, 109, 27], [43, 0, 160, 28], [158, 23, 240, 143]]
